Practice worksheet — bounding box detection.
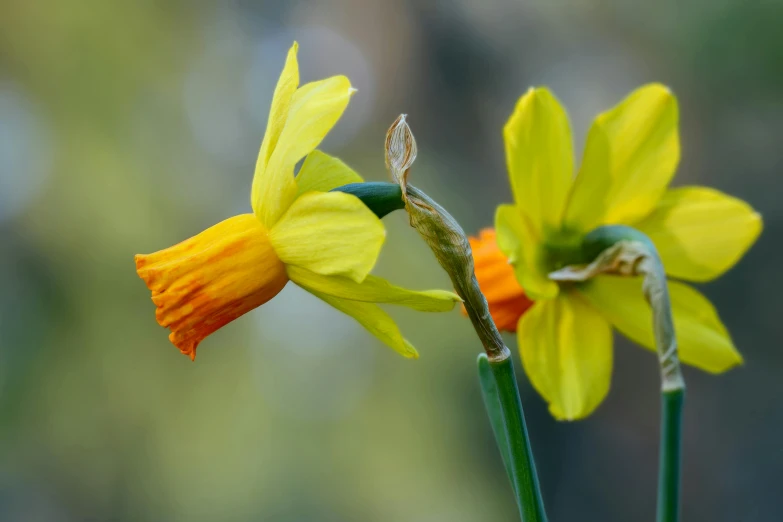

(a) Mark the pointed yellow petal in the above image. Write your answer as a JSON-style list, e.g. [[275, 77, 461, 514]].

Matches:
[[503, 87, 573, 234], [254, 72, 354, 227], [295, 150, 363, 196], [288, 266, 461, 311], [274, 76, 354, 170], [308, 289, 419, 358], [495, 204, 559, 300], [251, 42, 300, 225], [636, 187, 762, 282], [518, 295, 613, 420], [578, 275, 742, 373], [564, 84, 679, 230], [562, 124, 611, 231], [269, 191, 384, 283]]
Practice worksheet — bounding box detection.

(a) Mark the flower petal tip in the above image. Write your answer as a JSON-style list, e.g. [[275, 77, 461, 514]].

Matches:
[[717, 352, 744, 373], [550, 406, 589, 422], [753, 211, 764, 230], [402, 340, 420, 359]]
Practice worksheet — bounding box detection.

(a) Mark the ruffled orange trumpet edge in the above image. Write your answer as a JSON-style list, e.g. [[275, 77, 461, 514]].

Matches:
[[135, 214, 289, 360]]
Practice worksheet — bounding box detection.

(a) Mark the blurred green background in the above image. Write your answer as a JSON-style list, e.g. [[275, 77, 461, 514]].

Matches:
[[1, 1, 780, 520]]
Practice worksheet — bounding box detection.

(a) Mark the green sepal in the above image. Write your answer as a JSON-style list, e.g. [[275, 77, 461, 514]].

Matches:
[[331, 182, 405, 219], [580, 224, 655, 262]]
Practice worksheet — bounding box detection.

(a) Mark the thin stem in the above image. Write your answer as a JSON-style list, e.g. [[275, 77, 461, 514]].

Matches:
[[365, 117, 546, 519], [556, 225, 686, 522], [640, 233, 685, 522], [658, 389, 684, 522], [481, 354, 548, 522]]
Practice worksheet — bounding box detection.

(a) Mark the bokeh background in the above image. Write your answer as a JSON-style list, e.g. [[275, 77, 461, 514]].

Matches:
[[1, 1, 780, 520]]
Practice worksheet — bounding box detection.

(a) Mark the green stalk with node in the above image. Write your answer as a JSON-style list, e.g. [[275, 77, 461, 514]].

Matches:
[[550, 225, 685, 522]]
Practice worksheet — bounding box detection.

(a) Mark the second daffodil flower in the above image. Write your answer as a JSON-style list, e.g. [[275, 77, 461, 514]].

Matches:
[[136, 43, 460, 361], [471, 84, 762, 420]]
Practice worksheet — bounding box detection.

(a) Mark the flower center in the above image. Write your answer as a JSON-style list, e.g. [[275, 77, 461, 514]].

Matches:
[[542, 227, 585, 276]]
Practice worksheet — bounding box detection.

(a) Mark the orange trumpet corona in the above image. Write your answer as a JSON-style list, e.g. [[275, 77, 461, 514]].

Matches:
[[135, 214, 289, 360], [468, 228, 534, 332]]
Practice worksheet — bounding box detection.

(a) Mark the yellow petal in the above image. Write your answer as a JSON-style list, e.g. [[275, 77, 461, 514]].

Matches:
[[251, 42, 300, 225], [308, 289, 419, 358], [636, 186, 762, 282], [254, 71, 354, 226], [517, 294, 613, 420], [503, 87, 573, 234], [269, 191, 385, 283], [564, 84, 679, 229], [295, 150, 363, 196], [288, 265, 461, 311], [562, 124, 611, 231], [495, 204, 559, 300], [578, 275, 742, 373]]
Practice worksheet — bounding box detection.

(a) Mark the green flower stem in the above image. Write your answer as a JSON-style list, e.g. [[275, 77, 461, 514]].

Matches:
[[341, 117, 548, 519], [477, 354, 514, 486], [658, 388, 684, 522], [335, 180, 510, 360], [478, 353, 548, 522], [558, 225, 685, 522], [335, 180, 548, 520]]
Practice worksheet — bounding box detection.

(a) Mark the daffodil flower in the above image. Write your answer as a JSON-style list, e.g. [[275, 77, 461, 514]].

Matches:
[[471, 84, 762, 419], [135, 43, 460, 361]]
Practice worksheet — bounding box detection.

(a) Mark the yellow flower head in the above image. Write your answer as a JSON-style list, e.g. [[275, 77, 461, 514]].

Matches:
[[136, 43, 460, 360], [472, 84, 762, 420]]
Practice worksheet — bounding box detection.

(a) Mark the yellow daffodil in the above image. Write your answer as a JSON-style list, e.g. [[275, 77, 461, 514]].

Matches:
[[471, 84, 762, 420], [136, 43, 460, 361]]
